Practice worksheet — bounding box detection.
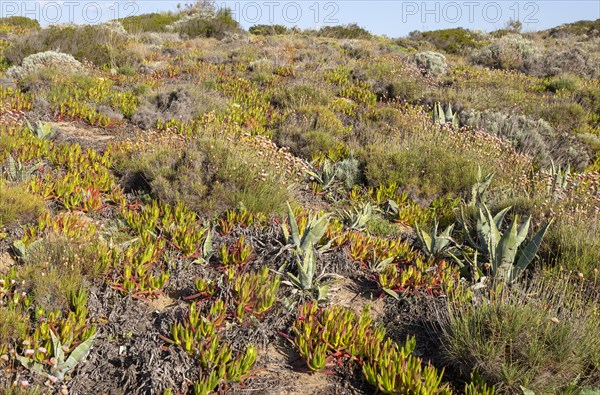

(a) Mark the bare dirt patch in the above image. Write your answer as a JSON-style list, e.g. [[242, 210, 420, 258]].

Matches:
[[50, 122, 115, 151], [328, 278, 385, 320]]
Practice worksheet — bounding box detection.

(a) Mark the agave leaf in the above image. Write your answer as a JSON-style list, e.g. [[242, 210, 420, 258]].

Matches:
[[478, 206, 500, 258], [437, 223, 455, 252], [6, 154, 17, 181], [300, 215, 328, 251], [382, 287, 400, 300], [445, 103, 453, 120], [516, 216, 531, 245], [495, 217, 519, 281], [17, 356, 46, 375], [12, 240, 27, 258], [57, 334, 96, 379], [286, 202, 301, 247], [415, 223, 433, 256], [284, 273, 303, 290], [294, 244, 316, 290], [578, 388, 600, 395], [520, 386, 535, 395], [316, 284, 329, 302], [50, 330, 65, 363], [373, 256, 394, 273], [202, 229, 213, 260], [460, 206, 477, 249], [512, 220, 552, 282], [492, 206, 511, 230]]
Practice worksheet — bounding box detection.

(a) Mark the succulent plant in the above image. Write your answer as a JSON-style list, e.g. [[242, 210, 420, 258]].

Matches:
[[433, 102, 459, 126], [339, 202, 373, 230], [460, 204, 551, 283], [414, 220, 455, 259], [18, 330, 95, 382]]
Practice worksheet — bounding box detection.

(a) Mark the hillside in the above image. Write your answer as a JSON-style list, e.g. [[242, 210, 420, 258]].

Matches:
[[0, 7, 599, 395]]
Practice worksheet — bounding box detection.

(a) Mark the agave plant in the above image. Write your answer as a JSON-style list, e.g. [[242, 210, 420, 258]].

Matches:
[[414, 220, 455, 259], [460, 204, 551, 283], [26, 119, 57, 140], [281, 203, 330, 301], [281, 202, 329, 254], [469, 166, 494, 207], [339, 202, 373, 230], [546, 159, 570, 198], [18, 330, 95, 381], [285, 242, 328, 301], [2, 154, 43, 182], [433, 102, 459, 126]]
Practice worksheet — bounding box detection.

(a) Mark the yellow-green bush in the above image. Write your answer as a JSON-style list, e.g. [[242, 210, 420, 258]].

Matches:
[[0, 184, 45, 227]]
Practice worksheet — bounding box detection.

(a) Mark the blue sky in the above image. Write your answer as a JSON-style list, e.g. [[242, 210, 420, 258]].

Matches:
[[3, 1, 599, 36]]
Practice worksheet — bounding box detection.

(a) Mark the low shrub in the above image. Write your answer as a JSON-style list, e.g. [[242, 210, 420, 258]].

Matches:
[[118, 138, 291, 216], [544, 74, 580, 93], [410, 28, 485, 54], [132, 85, 227, 130], [271, 84, 331, 109], [460, 109, 589, 168], [470, 34, 541, 73], [21, 234, 107, 312], [360, 140, 481, 199], [414, 51, 448, 76], [6, 51, 83, 80], [167, 8, 241, 39], [4, 23, 141, 69], [542, 213, 600, 278], [541, 40, 600, 79], [118, 12, 180, 33], [0, 16, 40, 31], [317, 23, 371, 40], [548, 19, 600, 38], [436, 276, 600, 393], [249, 24, 289, 36], [275, 105, 348, 160], [538, 101, 589, 134], [0, 183, 45, 227]]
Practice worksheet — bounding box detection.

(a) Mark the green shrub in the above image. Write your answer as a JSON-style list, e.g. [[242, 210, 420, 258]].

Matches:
[[471, 34, 541, 73], [4, 23, 141, 68], [118, 12, 180, 33], [411, 28, 485, 54], [0, 307, 28, 346], [374, 78, 424, 102], [0, 16, 40, 30], [21, 239, 90, 313], [415, 51, 448, 76], [0, 184, 45, 227], [6, 51, 83, 80], [361, 141, 480, 199], [538, 101, 588, 134], [541, 40, 600, 79], [460, 109, 590, 168], [542, 213, 600, 278], [249, 24, 289, 36], [118, 138, 290, 216], [276, 105, 348, 160], [271, 84, 330, 109], [317, 23, 371, 40], [548, 19, 600, 38], [544, 74, 580, 93], [168, 8, 241, 39], [436, 276, 600, 393]]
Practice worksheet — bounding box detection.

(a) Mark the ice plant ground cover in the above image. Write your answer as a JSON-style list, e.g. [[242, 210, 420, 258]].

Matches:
[[0, 7, 599, 395]]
